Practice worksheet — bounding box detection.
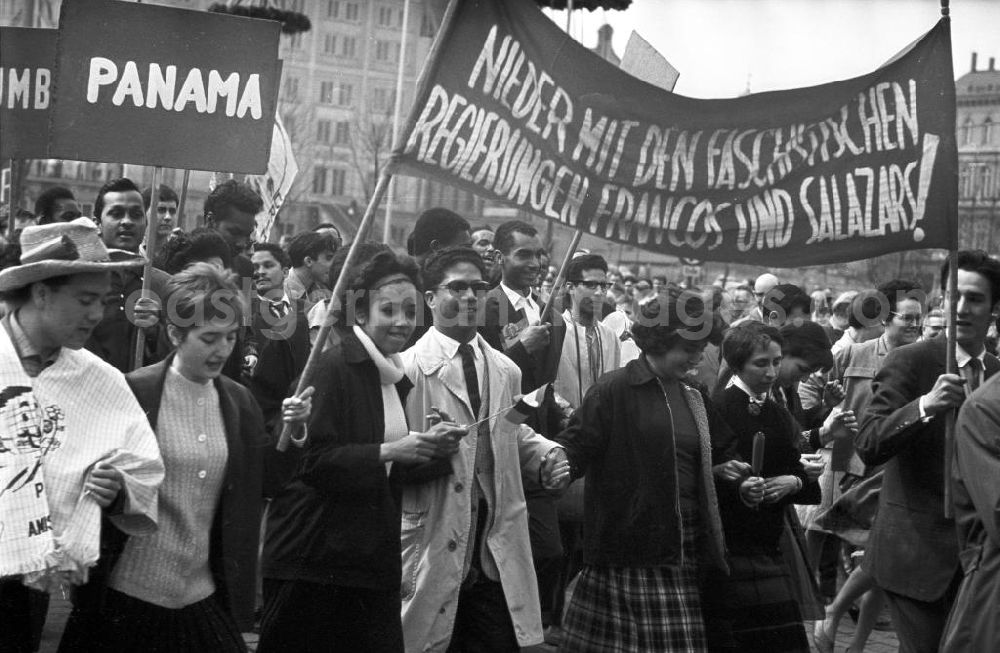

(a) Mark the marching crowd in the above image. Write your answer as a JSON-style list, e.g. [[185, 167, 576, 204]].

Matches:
[[2, 178, 1000, 653]]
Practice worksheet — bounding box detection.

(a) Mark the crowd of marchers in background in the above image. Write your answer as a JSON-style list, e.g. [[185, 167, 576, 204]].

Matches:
[[2, 178, 1000, 653]]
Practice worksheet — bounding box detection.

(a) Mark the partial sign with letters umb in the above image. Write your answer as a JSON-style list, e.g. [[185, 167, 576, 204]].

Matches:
[[48, 0, 282, 173], [0, 28, 56, 159]]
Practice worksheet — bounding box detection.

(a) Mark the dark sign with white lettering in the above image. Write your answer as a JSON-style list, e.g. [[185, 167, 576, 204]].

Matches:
[[0, 28, 55, 159], [393, 0, 958, 266], [49, 0, 282, 173]]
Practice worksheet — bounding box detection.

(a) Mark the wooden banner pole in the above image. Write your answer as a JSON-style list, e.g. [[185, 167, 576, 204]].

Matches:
[[177, 169, 191, 231], [540, 228, 584, 322], [131, 166, 162, 371], [6, 158, 18, 239], [276, 171, 394, 451]]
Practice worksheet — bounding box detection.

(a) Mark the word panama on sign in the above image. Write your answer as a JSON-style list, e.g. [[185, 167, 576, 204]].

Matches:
[[85, 59, 264, 119], [0, 27, 56, 159], [393, 0, 957, 267], [49, 0, 282, 173]]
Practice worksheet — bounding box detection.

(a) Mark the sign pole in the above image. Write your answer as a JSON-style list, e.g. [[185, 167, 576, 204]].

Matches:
[[382, 0, 412, 244], [5, 158, 15, 239], [131, 166, 162, 371], [277, 171, 394, 451], [540, 228, 584, 322], [177, 169, 191, 231], [940, 0, 957, 520]]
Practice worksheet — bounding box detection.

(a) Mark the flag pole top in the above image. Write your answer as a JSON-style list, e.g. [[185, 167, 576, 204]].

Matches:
[[941, 0, 949, 17]]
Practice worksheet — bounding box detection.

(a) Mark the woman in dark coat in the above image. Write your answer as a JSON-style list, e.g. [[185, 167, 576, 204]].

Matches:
[[256, 246, 465, 653], [704, 322, 823, 653], [59, 263, 267, 653], [554, 289, 753, 652]]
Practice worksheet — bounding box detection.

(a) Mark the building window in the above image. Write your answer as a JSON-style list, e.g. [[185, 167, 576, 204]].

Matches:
[[323, 33, 337, 55], [317, 120, 332, 144], [326, 0, 338, 19], [420, 9, 437, 37], [375, 40, 399, 64], [320, 81, 335, 104], [340, 36, 357, 58], [338, 83, 353, 107], [283, 76, 299, 99], [334, 121, 351, 145], [377, 5, 399, 28], [313, 167, 328, 195], [962, 118, 975, 146], [283, 113, 296, 137], [370, 87, 392, 112], [344, 2, 360, 21], [984, 118, 995, 146], [331, 169, 346, 196], [289, 33, 304, 50]]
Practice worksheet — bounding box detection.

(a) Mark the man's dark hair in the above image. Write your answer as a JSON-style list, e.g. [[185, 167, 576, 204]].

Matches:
[[939, 249, 1000, 306], [157, 227, 233, 274], [847, 289, 886, 329], [34, 186, 76, 224], [721, 322, 785, 372], [287, 231, 339, 267], [408, 207, 470, 257], [203, 179, 263, 219], [93, 178, 141, 220], [253, 242, 291, 269], [422, 246, 486, 290], [566, 254, 608, 282], [876, 279, 924, 317], [140, 184, 179, 211], [493, 220, 537, 256], [765, 283, 812, 320]]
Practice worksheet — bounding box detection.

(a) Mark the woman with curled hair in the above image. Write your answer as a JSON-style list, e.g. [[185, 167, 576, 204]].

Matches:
[[553, 289, 751, 653], [701, 321, 826, 653], [257, 246, 467, 653], [60, 263, 267, 653], [155, 228, 233, 275]]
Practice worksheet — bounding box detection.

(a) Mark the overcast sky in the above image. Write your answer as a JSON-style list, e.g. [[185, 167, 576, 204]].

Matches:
[[545, 0, 998, 98]]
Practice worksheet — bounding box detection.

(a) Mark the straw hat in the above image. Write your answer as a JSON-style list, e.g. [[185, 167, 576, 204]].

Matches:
[[0, 217, 143, 291]]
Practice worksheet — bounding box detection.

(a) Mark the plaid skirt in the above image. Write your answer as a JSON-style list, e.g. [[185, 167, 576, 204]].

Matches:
[[701, 551, 809, 653], [561, 511, 706, 653]]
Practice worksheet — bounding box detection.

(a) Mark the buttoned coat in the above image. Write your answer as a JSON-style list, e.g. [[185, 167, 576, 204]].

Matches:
[[398, 330, 560, 652], [940, 372, 1000, 652], [855, 337, 999, 601]]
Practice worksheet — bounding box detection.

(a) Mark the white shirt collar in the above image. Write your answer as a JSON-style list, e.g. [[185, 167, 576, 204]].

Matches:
[[727, 374, 770, 402], [500, 281, 537, 312], [956, 344, 986, 369], [428, 326, 481, 362]]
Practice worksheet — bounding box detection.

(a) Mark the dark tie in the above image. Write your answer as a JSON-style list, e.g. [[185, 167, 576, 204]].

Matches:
[[269, 300, 288, 319], [458, 343, 481, 418], [963, 358, 983, 394]]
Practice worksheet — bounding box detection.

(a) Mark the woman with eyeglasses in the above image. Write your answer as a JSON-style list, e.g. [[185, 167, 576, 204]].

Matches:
[[702, 321, 831, 653], [257, 245, 466, 653], [554, 289, 751, 652]]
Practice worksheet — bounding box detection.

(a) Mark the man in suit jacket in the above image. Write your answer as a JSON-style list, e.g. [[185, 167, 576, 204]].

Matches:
[[477, 220, 567, 634], [856, 250, 1000, 653], [248, 244, 310, 431]]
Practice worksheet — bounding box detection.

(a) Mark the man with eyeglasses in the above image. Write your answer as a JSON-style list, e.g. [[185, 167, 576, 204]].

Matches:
[[811, 280, 924, 651], [399, 246, 567, 652], [85, 178, 171, 372]]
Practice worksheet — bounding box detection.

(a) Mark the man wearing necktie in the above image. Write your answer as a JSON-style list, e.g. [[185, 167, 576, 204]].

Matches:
[[399, 246, 568, 652], [856, 250, 1000, 653], [248, 243, 309, 430]]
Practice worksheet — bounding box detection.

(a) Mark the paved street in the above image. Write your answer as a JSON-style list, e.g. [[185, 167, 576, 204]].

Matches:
[[40, 595, 900, 652]]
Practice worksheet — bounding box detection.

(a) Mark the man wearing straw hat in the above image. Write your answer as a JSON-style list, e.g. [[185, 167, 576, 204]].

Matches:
[[0, 217, 164, 653]]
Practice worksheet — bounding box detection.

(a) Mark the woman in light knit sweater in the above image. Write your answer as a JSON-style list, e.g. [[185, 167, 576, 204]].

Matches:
[[258, 245, 466, 653], [59, 263, 268, 652]]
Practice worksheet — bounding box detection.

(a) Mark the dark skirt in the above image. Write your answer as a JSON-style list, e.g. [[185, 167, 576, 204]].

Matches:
[[702, 550, 809, 653], [561, 511, 707, 653], [59, 588, 247, 653]]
